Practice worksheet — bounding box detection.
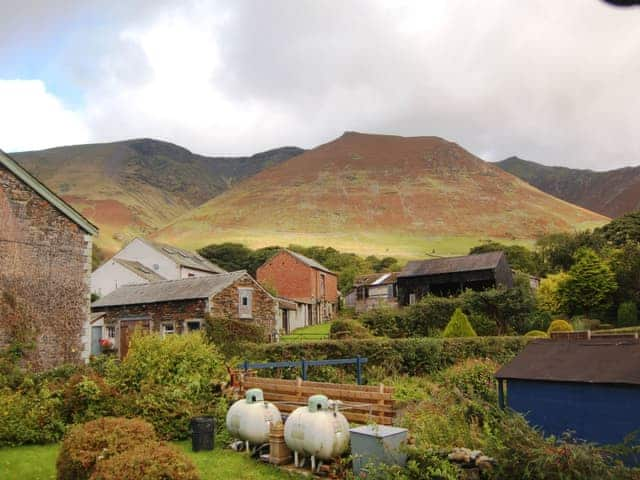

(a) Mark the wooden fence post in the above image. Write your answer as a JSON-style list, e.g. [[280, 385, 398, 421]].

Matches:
[[356, 356, 362, 385]]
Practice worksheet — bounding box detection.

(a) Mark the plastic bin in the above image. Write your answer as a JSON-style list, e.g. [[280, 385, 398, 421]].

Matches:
[[190, 416, 215, 452], [350, 425, 408, 475]]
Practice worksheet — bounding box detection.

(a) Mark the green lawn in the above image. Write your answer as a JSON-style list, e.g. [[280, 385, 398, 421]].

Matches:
[[0, 442, 301, 480], [281, 322, 332, 342]]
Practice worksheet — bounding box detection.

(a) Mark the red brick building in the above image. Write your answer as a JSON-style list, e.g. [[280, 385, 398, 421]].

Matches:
[[256, 249, 338, 325], [91, 271, 277, 357], [0, 150, 97, 370]]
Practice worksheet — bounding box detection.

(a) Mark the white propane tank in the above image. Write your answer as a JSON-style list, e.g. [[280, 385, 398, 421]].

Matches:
[[284, 394, 350, 470], [226, 388, 281, 446]]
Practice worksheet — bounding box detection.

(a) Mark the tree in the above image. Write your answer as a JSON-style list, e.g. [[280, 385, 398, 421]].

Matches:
[[597, 210, 640, 247], [617, 301, 638, 327], [609, 242, 640, 305], [536, 272, 569, 315], [198, 243, 254, 272], [469, 241, 540, 275], [535, 231, 603, 274], [557, 248, 617, 317], [443, 308, 477, 337]]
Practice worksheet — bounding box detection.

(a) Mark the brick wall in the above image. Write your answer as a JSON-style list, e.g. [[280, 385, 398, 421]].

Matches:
[[257, 251, 313, 301], [0, 164, 92, 370]]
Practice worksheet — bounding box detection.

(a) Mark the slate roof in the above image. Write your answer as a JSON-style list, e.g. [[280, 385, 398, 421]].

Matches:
[[398, 251, 505, 278], [92, 270, 247, 308], [0, 149, 98, 235], [113, 259, 166, 283], [495, 339, 640, 386], [139, 238, 226, 274], [354, 272, 399, 287], [284, 249, 334, 274]]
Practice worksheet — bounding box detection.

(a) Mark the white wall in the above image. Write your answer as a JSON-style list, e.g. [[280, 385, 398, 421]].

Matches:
[[115, 238, 180, 280], [91, 260, 148, 297]]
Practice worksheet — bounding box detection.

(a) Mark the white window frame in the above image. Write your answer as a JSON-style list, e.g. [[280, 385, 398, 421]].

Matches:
[[106, 326, 116, 339], [161, 321, 176, 337], [238, 287, 254, 319], [409, 293, 416, 305]]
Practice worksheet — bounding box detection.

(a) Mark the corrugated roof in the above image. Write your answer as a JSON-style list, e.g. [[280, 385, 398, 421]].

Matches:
[[495, 339, 640, 386], [284, 249, 334, 274], [398, 251, 504, 278], [0, 149, 98, 235], [113, 259, 166, 283], [140, 238, 226, 274], [354, 272, 398, 286], [92, 270, 247, 308]]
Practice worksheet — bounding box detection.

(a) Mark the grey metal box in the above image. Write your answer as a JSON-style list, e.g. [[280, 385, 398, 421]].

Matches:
[[350, 425, 408, 475]]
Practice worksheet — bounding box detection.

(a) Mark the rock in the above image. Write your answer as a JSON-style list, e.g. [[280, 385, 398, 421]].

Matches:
[[448, 447, 472, 463], [469, 450, 482, 460], [475, 455, 495, 471]]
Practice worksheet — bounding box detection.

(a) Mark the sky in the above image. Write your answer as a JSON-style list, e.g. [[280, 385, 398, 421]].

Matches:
[[1, 0, 639, 170]]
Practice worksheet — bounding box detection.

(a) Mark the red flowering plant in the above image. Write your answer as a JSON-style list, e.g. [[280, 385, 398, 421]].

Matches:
[[99, 338, 115, 353]]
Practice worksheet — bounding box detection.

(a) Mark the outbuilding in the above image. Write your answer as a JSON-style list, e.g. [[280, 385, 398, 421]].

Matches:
[[495, 339, 640, 446]]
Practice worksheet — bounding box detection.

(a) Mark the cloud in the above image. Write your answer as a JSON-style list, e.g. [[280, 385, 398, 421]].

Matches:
[[2, 0, 640, 169], [0, 80, 90, 152]]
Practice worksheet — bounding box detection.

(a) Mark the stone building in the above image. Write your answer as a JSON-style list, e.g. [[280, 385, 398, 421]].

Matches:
[[351, 272, 399, 313], [0, 149, 97, 370], [91, 271, 278, 357], [256, 249, 338, 325]]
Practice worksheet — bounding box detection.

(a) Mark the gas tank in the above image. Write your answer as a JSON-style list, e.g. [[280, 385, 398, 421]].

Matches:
[[284, 394, 350, 460], [226, 388, 281, 445]]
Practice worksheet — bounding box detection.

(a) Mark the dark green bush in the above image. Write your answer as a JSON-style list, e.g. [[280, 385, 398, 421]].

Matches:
[[360, 306, 405, 337], [56, 417, 158, 480], [404, 296, 463, 336], [247, 336, 528, 378], [617, 301, 638, 327], [329, 319, 373, 339], [205, 314, 267, 357], [90, 441, 200, 480]]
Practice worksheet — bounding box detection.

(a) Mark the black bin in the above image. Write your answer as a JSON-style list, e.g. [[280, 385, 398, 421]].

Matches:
[[190, 416, 215, 452]]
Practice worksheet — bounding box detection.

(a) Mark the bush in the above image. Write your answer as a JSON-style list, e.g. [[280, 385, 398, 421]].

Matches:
[[329, 319, 372, 339], [443, 309, 476, 338], [547, 319, 573, 334], [360, 306, 405, 338], [205, 314, 267, 358], [90, 442, 199, 480], [56, 417, 158, 480], [438, 358, 499, 402], [106, 332, 227, 439], [0, 383, 66, 446], [247, 336, 528, 378], [61, 373, 119, 424], [617, 301, 638, 327], [524, 330, 548, 338], [468, 313, 498, 336], [404, 296, 463, 337]]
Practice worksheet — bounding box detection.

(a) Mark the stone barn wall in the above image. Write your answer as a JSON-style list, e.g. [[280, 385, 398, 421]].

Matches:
[[0, 163, 92, 370]]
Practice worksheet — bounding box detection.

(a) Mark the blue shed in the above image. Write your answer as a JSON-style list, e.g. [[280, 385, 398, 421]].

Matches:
[[495, 338, 640, 446]]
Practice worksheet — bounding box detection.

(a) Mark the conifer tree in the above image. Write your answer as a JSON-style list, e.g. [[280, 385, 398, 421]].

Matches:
[[443, 308, 477, 337]]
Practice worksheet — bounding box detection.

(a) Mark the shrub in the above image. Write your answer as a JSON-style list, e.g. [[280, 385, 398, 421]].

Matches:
[[329, 319, 372, 339], [438, 358, 499, 402], [360, 306, 405, 338], [61, 373, 119, 424], [524, 330, 548, 338], [617, 301, 638, 327], [404, 296, 463, 336], [205, 315, 266, 358], [547, 319, 573, 334], [468, 313, 498, 336], [90, 442, 199, 480], [56, 417, 157, 480], [105, 332, 227, 439], [0, 383, 66, 446], [443, 309, 476, 338]]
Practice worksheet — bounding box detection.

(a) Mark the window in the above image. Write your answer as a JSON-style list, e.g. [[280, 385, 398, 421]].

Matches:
[[106, 326, 116, 338], [409, 293, 416, 305], [320, 274, 326, 297], [162, 322, 175, 337], [238, 288, 253, 319], [186, 320, 201, 333]]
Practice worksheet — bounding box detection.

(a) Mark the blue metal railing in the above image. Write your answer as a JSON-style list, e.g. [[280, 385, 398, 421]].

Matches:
[[239, 356, 368, 384]]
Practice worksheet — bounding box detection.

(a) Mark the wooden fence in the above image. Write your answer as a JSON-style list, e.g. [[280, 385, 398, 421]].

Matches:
[[239, 374, 396, 426]]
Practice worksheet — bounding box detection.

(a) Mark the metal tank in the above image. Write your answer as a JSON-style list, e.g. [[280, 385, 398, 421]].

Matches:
[[226, 388, 281, 451], [284, 394, 350, 471]]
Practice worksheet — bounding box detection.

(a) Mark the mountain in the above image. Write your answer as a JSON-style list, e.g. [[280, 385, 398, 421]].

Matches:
[[495, 157, 640, 218], [12, 139, 304, 253], [153, 132, 607, 258]]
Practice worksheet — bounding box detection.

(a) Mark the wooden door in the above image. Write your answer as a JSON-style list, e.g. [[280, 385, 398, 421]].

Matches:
[[119, 320, 150, 358]]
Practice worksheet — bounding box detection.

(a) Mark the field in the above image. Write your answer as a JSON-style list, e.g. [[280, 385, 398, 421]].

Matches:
[[0, 442, 301, 480], [281, 322, 332, 342]]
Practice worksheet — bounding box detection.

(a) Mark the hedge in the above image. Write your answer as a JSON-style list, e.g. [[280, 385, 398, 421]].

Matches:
[[245, 336, 529, 377]]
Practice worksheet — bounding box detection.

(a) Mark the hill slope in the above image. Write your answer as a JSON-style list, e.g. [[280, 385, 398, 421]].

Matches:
[[154, 132, 607, 258], [495, 157, 640, 218], [12, 139, 303, 253]]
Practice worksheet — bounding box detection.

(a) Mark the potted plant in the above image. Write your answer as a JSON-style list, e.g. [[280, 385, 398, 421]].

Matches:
[[99, 338, 116, 354]]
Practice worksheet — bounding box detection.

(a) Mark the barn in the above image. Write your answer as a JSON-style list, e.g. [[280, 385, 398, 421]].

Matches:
[[396, 251, 513, 306], [495, 339, 640, 446]]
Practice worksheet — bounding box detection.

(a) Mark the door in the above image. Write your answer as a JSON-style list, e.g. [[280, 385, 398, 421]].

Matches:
[[119, 320, 150, 358], [91, 326, 102, 355], [282, 309, 289, 334]]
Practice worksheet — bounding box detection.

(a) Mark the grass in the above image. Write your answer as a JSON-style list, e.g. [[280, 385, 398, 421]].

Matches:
[[281, 322, 332, 342], [0, 442, 301, 480]]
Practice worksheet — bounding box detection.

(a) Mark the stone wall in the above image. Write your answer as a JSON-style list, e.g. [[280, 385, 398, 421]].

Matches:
[[0, 164, 92, 370], [210, 275, 277, 332]]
